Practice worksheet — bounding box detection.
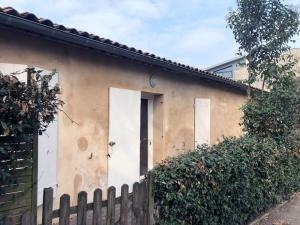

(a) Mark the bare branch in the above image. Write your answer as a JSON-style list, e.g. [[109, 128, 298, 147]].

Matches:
[[58, 108, 79, 126]]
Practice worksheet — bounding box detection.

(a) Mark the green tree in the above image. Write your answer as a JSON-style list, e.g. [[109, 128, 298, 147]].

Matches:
[[227, 0, 300, 142]]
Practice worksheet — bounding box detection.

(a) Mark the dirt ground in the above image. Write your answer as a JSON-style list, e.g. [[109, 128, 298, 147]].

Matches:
[[250, 193, 300, 225]]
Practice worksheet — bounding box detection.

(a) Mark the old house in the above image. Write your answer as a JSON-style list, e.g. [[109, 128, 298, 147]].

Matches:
[[0, 7, 249, 220]]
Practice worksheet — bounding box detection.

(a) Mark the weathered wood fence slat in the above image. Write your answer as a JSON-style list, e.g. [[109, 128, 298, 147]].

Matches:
[[92, 189, 101, 225], [42, 188, 53, 225], [14, 172, 154, 225], [0, 134, 37, 225], [106, 187, 115, 225], [59, 194, 70, 225], [77, 191, 87, 225], [120, 185, 129, 225]]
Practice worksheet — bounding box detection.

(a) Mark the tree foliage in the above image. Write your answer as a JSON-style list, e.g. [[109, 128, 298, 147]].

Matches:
[[242, 73, 299, 142], [0, 69, 63, 136], [227, 0, 299, 87], [227, 0, 300, 140]]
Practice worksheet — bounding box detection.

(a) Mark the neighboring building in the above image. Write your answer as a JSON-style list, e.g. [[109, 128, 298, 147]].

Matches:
[[206, 48, 300, 89], [0, 7, 249, 221], [205, 56, 246, 80]]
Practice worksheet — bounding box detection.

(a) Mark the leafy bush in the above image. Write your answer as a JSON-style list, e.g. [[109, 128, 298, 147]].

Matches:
[[152, 136, 300, 225], [242, 74, 299, 142], [0, 68, 63, 136]]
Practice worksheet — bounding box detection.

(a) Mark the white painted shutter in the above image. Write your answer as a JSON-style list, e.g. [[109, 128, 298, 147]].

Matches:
[[0, 63, 28, 82], [195, 98, 211, 148], [37, 71, 58, 205], [108, 87, 141, 195]]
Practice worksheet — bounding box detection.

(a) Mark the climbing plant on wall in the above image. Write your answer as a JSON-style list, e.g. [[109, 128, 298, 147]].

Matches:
[[0, 68, 63, 188]]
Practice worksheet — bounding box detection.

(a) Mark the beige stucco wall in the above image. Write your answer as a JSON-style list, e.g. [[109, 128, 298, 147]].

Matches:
[[0, 28, 247, 207], [291, 48, 300, 76]]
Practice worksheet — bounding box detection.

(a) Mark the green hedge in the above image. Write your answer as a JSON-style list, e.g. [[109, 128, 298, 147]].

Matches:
[[152, 136, 300, 225]]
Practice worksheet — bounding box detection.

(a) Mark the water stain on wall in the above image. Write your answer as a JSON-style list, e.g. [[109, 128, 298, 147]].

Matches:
[[77, 136, 88, 151]]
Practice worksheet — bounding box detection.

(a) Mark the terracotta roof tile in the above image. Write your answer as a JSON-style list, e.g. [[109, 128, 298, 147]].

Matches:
[[39, 18, 53, 26]]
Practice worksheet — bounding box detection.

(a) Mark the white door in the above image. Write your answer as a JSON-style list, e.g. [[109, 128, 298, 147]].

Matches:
[[147, 98, 154, 171], [108, 87, 141, 195], [195, 98, 211, 148]]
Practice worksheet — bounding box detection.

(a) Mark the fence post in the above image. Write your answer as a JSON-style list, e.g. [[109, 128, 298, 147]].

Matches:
[[59, 194, 70, 225], [146, 172, 154, 225], [21, 212, 34, 225], [42, 188, 53, 225], [120, 184, 129, 225], [140, 182, 147, 225], [77, 191, 87, 225], [132, 182, 140, 225], [106, 187, 116, 225], [3, 217, 12, 225], [92, 189, 102, 225]]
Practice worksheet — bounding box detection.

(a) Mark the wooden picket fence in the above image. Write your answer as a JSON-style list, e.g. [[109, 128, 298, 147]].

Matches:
[[15, 173, 154, 225]]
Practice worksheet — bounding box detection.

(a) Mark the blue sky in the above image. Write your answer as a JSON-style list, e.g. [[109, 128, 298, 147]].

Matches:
[[0, 0, 300, 68]]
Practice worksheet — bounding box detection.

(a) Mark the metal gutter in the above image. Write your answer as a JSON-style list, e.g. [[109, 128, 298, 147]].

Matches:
[[0, 12, 247, 92]]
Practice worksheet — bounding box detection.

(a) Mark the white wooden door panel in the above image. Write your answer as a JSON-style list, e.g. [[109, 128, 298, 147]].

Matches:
[[147, 98, 154, 171], [108, 87, 141, 195], [195, 98, 211, 148]]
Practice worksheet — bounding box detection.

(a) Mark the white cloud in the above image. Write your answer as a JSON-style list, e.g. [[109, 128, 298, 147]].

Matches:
[[62, 10, 141, 41], [179, 27, 226, 53], [0, 0, 85, 20], [116, 0, 170, 19], [287, 0, 300, 5], [56, 0, 171, 43], [129, 15, 238, 67]]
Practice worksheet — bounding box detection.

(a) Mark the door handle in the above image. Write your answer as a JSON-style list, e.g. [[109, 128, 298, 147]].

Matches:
[[109, 141, 116, 147]]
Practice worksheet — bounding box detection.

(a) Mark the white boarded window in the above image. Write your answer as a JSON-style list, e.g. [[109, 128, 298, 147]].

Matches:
[[37, 70, 58, 206], [0, 64, 59, 206], [0, 63, 27, 82], [195, 98, 211, 148]]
